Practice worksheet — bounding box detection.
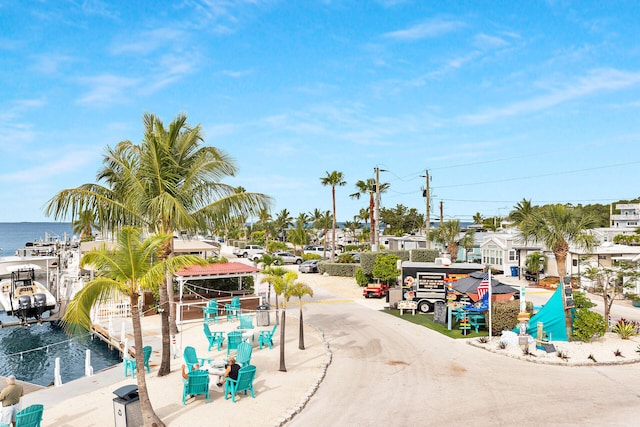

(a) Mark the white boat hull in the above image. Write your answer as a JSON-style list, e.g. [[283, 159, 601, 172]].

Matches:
[[0, 274, 57, 325]]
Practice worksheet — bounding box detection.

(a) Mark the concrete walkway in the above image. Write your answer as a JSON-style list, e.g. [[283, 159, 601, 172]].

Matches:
[[22, 309, 329, 427]]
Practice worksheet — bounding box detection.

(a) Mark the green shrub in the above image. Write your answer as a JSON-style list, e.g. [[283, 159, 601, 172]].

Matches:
[[266, 241, 288, 252], [572, 309, 606, 342], [319, 262, 358, 277], [410, 249, 439, 262], [360, 250, 410, 275], [337, 253, 357, 263], [355, 267, 371, 287], [612, 319, 638, 339], [372, 254, 400, 285], [302, 253, 322, 261], [573, 290, 596, 309], [490, 300, 525, 336]]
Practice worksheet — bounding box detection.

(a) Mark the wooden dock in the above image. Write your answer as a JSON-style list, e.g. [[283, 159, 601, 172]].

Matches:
[[0, 376, 46, 394], [90, 323, 131, 357]]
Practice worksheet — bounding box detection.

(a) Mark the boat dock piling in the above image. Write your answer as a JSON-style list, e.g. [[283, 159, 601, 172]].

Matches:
[[90, 322, 130, 357]]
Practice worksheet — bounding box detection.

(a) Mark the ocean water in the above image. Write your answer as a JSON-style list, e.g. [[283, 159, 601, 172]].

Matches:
[[0, 222, 76, 257], [0, 222, 122, 386]]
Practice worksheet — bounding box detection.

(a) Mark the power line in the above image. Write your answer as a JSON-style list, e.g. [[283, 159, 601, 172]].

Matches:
[[433, 160, 640, 190]]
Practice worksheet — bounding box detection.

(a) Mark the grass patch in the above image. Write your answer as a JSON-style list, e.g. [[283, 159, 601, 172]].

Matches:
[[383, 309, 488, 339]]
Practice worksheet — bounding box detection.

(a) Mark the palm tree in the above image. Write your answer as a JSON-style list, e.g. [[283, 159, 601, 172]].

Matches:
[[273, 271, 298, 371], [472, 212, 484, 225], [45, 112, 271, 376], [343, 220, 361, 243], [286, 282, 313, 350], [429, 220, 474, 262], [525, 252, 547, 285], [320, 171, 346, 261], [72, 210, 99, 240], [509, 198, 536, 226], [350, 178, 389, 245], [61, 227, 206, 427], [288, 217, 309, 255], [274, 208, 293, 242], [256, 208, 273, 250], [519, 204, 598, 278], [260, 265, 287, 309], [311, 210, 332, 258]]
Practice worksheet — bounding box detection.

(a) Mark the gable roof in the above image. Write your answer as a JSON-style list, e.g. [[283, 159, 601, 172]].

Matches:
[[175, 262, 260, 278]]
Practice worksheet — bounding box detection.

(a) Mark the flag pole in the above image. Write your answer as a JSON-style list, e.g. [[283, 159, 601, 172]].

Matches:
[[488, 269, 493, 339]]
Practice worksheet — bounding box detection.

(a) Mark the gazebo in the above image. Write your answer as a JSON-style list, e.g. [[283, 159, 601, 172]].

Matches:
[[453, 271, 518, 302], [174, 262, 261, 323]]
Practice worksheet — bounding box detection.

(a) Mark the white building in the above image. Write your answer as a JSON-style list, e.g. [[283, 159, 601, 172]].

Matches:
[[611, 203, 640, 228]]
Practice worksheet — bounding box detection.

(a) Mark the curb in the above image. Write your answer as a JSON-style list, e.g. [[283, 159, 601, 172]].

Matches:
[[273, 321, 332, 427], [467, 339, 640, 366]]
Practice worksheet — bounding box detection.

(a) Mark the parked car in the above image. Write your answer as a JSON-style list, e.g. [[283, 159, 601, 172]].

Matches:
[[299, 259, 320, 273], [304, 246, 339, 259], [233, 245, 265, 258], [272, 251, 303, 265]]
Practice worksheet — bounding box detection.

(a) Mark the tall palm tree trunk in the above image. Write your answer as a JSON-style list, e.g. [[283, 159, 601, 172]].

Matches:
[[298, 303, 305, 350], [157, 283, 171, 376], [130, 293, 165, 427], [279, 310, 287, 372]]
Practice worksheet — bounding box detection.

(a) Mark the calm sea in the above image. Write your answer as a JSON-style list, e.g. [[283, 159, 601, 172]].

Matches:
[[0, 222, 121, 386]]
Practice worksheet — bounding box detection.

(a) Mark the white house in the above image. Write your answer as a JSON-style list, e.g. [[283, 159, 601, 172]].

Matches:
[[611, 203, 640, 228], [479, 232, 544, 276]]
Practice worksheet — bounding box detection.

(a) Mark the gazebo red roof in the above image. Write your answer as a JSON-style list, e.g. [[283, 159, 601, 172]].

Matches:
[[176, 262, 260, 277]]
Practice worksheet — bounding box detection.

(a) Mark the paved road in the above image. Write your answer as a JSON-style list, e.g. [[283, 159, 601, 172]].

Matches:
[[290, 280, 640, 427]]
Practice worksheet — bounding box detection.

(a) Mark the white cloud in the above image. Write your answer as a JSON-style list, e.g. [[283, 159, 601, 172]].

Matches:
[[29, 53, 75, 74], [473, 33, 509, 50], [110, 28, 186, 55], [459, 68, 640, 125], [383, 19, 465, 41], [220, 69, 254, 78], [76, 74, 141, 105]]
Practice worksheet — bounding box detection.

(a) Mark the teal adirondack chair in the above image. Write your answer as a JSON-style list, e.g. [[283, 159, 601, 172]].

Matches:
[[184, 346, 213, 372], [236, 341, 253, 367], [225, 296, 241, 321], [182, 370, 210, 405], [258, 322, 278, 349], [237, 314, 254, 330], [202, 299, 219, 323], [226, 331, 244, 356], [224, 365, 256, 402], [124, 346, 152, 378], [203, 323, 225, 351], [2, 404, 44, 427]]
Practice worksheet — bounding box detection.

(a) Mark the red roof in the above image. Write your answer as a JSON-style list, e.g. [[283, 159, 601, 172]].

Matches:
[[176, 262, 260, 277]]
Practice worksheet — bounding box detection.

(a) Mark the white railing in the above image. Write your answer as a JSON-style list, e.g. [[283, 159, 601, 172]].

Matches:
[[92, 299, 132, 321]]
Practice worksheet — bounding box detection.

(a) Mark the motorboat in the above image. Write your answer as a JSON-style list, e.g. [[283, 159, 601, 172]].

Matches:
[[0, 265, 57, 326]]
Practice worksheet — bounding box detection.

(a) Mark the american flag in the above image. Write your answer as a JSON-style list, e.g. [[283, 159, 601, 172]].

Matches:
[[477, 273, 490, 300]]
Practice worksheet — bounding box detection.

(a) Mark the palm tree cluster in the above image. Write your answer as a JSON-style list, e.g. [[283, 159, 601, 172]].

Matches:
[[45, 113, 271, 425]]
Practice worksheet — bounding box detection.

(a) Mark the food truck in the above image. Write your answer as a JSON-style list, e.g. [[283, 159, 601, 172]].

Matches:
[[401, 260, 483, 313]]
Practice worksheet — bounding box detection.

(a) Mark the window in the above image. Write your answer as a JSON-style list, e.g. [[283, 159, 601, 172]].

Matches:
[[508, 250, 517, 261]]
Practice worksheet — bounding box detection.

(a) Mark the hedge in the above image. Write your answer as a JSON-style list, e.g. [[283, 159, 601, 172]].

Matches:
[[360, 250, 410, 276], [318, 262, 359, 277]]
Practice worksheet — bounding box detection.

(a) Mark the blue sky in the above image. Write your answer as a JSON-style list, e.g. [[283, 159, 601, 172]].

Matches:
[[1, 1, 640, 224]]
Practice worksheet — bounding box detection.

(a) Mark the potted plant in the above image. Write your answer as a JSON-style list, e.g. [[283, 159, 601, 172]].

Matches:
[[626, 293, 640, 308]]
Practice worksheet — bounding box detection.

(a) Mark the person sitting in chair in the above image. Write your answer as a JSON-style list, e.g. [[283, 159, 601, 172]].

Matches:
[[216, 357, 239, 387], [181, 363, 200, 383]]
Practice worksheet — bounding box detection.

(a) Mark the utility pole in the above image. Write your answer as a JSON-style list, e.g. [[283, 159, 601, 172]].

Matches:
[[373, 167, 380, 252], [439, 201, 444, 227], [422, 170, 431, 249]]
